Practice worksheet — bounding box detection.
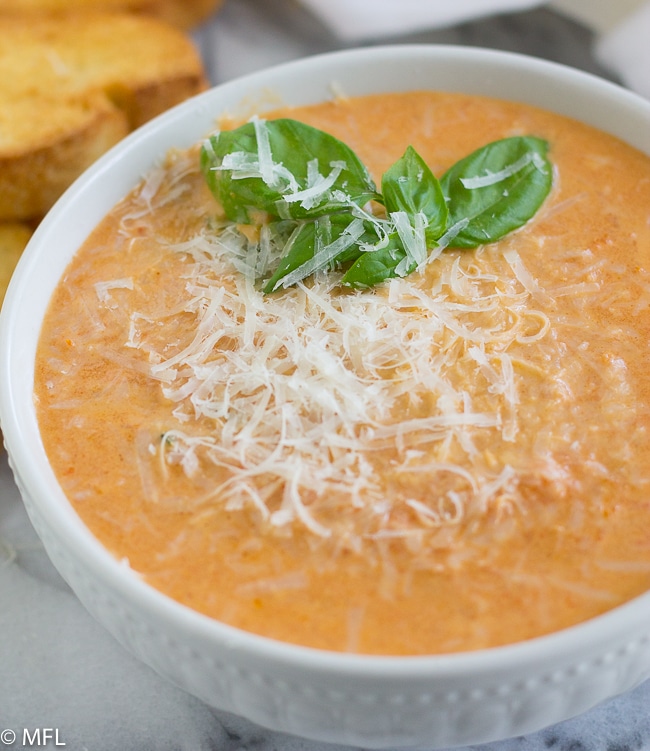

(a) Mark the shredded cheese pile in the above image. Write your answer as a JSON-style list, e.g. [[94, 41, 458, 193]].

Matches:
[[115, 155, 557, 546], [112, 148, 639, 551]]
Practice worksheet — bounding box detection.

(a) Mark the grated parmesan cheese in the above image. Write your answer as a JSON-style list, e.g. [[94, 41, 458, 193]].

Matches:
[[94, 278, 133, 304], [115, 154, 585, 544], [90, 139, 642, 552], [459, 151, 548, 189]]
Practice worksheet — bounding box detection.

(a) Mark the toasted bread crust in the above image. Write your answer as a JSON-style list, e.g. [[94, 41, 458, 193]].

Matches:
[[0, 0, 223, 30], [0, 13, 208, 221], [0, 94, 129, 221], [156, 0, 223, 29], [104, 73, 211, 130], [0, 222, 32, 308]]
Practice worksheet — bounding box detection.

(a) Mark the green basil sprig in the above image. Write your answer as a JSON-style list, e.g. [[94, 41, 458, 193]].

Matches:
[[261, 213, 377, 294], [200, 117, 379, 223], [200, 118, 553, 292], [439, 135, 553, 248], [382, 145, 448, 242]]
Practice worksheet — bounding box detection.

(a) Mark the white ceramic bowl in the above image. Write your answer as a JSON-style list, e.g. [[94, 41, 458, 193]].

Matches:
[[2, 45, 650, 750]]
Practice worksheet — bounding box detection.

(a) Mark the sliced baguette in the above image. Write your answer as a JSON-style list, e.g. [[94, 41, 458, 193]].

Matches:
[[0, 222, 32, 308], [0, 13, 208, 222], [154, 0, 224, 29], [0, 0, 223, 30]]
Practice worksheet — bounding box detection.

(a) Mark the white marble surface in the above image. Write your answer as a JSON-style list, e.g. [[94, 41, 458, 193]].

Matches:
[[1, 1, 650, 749]]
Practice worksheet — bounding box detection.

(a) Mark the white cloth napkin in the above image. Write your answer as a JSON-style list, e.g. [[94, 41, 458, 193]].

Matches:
[[595, 1, 650, 99], [298, 0, 546, 41]]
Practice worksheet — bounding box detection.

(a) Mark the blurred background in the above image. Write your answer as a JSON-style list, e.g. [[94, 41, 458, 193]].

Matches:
[[195, 0, 648, 91]]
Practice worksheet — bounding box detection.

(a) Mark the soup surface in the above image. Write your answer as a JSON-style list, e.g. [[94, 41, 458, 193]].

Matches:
[[35, 91, 650, 655]]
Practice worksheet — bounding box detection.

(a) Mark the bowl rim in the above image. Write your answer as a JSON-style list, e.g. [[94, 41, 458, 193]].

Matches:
[[2, 43, 650, 680]]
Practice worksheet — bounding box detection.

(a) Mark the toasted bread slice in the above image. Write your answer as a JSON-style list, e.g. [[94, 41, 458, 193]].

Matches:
[[0, 13, 208, 222], [1, 93, 130, 223], [155, 0, 224, 29], [0, 222, 32, 309], [0, 0, 223, 30]]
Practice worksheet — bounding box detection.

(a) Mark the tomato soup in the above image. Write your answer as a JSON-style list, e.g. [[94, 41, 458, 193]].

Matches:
[[34, 91, 650, 655]]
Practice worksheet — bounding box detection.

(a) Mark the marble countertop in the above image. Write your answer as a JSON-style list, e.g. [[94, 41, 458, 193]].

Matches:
[[1, 1, 649, 749]]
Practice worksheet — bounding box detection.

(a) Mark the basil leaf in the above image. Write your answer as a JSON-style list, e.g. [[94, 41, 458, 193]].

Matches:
[[201, 118, 378, 224], [263, 221, 317, 293], [439, 136, 552, 248], [263, 213, 375, 293], [200, 119, 555, 294], [381, 146, 448, 242], [341, 234, 412, 289]]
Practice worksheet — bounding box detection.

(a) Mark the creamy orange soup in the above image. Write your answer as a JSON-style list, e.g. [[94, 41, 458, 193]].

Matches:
[[35, 91, 650, 655]]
